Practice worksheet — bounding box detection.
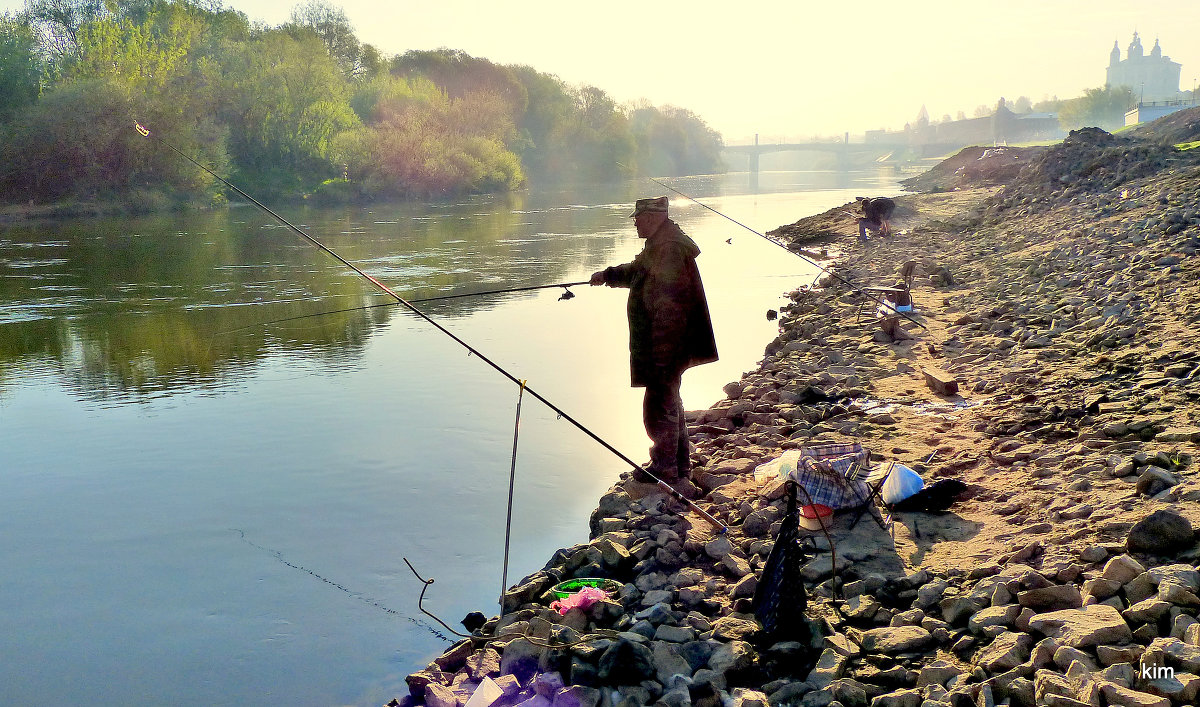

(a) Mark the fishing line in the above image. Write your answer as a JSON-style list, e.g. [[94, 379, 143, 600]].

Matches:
[[231, 529, 452, 642], [215, 281, 588, 337], [623, 165, 927, 330], [137, 123, 726, 533]]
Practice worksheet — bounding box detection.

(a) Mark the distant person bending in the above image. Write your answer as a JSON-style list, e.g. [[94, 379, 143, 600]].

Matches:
[[590, 196, 718, 486], [856, 196, 896, 241]]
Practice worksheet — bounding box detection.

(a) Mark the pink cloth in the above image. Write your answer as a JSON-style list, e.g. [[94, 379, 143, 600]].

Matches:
[[549, 586, 608, 615]]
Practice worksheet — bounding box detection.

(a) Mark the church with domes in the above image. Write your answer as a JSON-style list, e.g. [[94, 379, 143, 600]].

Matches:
[[1106, 32, 1182, 102]]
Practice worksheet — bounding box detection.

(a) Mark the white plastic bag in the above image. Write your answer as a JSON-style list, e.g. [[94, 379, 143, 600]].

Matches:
[[881, 463, 925, 505], [754, 449, 803, 484], [464, 677, 504, 707]]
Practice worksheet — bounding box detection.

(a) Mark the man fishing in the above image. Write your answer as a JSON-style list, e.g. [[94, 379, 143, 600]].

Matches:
[[590, 196, 718, 488]]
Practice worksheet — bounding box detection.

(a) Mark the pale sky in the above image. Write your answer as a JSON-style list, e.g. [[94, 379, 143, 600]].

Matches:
[[5, 0, 1199, 143]]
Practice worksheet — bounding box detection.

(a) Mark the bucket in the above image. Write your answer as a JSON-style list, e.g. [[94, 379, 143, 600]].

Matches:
[[799, 504, 833, 531], [550, 578, 622, 600]]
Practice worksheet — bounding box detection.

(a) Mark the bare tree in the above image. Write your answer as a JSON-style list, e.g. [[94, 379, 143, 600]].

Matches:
[[287, 0, 360, 76]]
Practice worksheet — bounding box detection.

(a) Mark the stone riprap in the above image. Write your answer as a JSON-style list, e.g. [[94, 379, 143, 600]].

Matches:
[[390, 123, 1200, 707]]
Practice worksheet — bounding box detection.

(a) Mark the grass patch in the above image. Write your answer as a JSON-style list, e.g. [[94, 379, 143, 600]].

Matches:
[[1175, 140, 1200, 151]]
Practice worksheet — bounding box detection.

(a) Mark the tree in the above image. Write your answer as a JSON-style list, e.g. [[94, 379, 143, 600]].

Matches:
[[24, 0, 107, 64], [285, 0, 360, 77], [68, 3, 205, 92], [0, 77, 222, 202], [1013, 96, 1032, 113], [628, 104, 723, 176], [391, 49, 527, 117], [215, 29, 360, 183], [0, 13, 43, 121], [1057, 85, 1135, 131]]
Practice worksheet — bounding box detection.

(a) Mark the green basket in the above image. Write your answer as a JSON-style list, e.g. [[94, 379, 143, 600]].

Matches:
[[550, 578, 622, 600]]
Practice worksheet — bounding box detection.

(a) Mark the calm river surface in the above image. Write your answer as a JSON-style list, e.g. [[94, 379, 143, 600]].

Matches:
[[0, 170, 901, 706]]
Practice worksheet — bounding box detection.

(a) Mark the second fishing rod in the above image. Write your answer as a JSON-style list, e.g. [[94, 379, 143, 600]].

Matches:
[[136, 122, 727, 534]]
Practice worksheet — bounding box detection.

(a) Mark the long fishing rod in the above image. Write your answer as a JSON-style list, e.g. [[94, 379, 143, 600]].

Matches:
[[136, 122, 726, 533], [216, 281, 587, 336], [627, 167, 927, 330]]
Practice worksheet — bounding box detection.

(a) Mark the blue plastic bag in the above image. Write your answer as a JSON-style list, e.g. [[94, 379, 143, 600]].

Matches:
[[881, 463, 925, 505]]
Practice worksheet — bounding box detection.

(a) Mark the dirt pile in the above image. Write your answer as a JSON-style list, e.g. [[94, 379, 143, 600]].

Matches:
[[900, 145, 1047, 194], [1126, 106, 1200, 145]]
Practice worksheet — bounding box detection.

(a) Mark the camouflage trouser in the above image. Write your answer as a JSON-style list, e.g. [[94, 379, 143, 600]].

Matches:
[[642, 368, 689, 480]]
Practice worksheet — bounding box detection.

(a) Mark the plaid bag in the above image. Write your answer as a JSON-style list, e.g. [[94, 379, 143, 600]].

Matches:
[[788, 442, 873, 510]]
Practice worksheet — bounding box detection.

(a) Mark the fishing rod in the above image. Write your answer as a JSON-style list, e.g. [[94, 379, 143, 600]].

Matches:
[[216, 281, 587, 336], [626, 167, 927, 330], [135, 122, 727, 533]]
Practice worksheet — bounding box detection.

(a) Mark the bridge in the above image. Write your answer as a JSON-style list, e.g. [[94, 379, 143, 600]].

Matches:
[[722, 133, 959, 184]]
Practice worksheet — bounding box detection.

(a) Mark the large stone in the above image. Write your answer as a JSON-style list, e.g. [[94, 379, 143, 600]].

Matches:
[[1027, 604, 1133, 648], [1102, 555, 1147, 585], [1157, 426, 1200, 442], [977, 631, 1034, 672], [1019, 585, 1084, 612], [596, 638, 655, 685], [806, 647, 849, 690], [553, 685, 602, 707], [424, 683, 458, 707], [1123, 598, 1172, 623], [708, 640, 757, 676], [652, 642, 694, 683], [858, 626, 934, 654], [923, 367, 959, 396], [1149, 564, 1200, 592], [916, 659, 962, 688], [704, 536, 736, 561], [1147, 637, 1200, 673], [969, 604, 1022, 634], [1127, 510, 1195, 555], [465, 649, 502, 680], [1142, 670, 1200, 704], [1099, 682, 1170, 707], [500, 638, 548, 684], [868, 688, 922, 707], [711, 616, 759, 642]]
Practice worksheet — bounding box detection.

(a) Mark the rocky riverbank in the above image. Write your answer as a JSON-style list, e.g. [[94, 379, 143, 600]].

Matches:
[[391, 123, 1200, 707]]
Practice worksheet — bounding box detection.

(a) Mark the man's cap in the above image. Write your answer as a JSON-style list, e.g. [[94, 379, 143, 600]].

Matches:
[[630, 196, 669, 217]]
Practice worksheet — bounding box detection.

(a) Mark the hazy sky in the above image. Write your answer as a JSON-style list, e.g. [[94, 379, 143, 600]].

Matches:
[[5, 0, 1199, 143]]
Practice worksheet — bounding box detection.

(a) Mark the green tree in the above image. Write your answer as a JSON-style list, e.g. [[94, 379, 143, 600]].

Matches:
[[0, 13, 43, 121], [0, 77, 221, 203], [1058, 85, 1135, 131], [509, 64, 575, 177], [68, 4, 204, 92], [334, 76, 523, 198], [391, 48, 528, 116], [215, 29, 359, 187], [628, 104, 723, 176]]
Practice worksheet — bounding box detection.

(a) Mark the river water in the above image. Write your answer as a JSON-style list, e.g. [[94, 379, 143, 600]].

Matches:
[[0, 170, 901, 706]]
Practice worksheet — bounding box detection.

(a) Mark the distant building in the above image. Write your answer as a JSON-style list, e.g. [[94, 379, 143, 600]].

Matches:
[[1106, 32, 1182, 101]]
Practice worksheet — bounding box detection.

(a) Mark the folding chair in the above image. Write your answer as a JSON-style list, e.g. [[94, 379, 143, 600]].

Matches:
[[845, 461, 897, 532]]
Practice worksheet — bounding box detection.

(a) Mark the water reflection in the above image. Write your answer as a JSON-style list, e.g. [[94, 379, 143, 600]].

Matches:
[[0, 191, 640, 402]]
